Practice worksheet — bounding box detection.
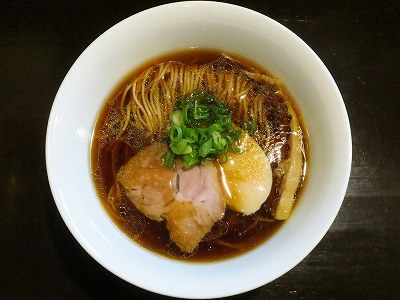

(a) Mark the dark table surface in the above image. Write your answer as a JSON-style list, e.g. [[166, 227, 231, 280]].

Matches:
[[1, 0, 399, 299]]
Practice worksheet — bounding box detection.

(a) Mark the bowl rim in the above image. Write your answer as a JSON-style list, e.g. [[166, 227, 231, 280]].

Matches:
[[46, 1, 352, 298]]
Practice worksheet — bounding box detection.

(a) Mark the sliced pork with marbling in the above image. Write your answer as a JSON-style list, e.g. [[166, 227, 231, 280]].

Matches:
[[117, 144, 226, 253], [165, 162, 226, 253], [117, 144, 175, 221]]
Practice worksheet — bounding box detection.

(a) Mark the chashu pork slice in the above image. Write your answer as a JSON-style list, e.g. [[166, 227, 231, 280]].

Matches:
[[117, 144, 226, 253], [117, 144, 175, 221], [165, 162, 226, 253]]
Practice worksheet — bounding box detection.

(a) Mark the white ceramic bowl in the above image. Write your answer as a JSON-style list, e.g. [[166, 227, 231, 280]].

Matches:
[[46, 1, 351, 298]]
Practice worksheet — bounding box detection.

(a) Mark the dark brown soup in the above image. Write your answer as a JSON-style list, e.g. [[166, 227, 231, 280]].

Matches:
[[91, 49, 308, 262]]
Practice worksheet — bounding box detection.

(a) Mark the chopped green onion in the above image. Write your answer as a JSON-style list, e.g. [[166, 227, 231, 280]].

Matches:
[[169, 125, 183, 142], [182, 106, 190, 124], [183, 150, 200, 169], [183, 127, 198, 144], [163, 150, 175, 168], [164, 89, 243, 169], [198, 129, 208, 145], [172, 110, 184, 126], [193, 100, 210, 120], [213, 107, 229, 118], [199, 138, 213, 157], [212, 131, 227, 150], [170, 140, 192, 155], [206, 123, 222, 133]]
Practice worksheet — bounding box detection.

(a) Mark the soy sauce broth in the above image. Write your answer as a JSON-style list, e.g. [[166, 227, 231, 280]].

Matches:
[[91, 48, 308, 262]]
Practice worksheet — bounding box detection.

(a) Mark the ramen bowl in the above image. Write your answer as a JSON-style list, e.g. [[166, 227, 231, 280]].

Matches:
[[46, 1, 351, 298]]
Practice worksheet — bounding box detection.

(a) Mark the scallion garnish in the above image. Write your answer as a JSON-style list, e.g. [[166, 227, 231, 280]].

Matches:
[[163, 89, 255, 169]]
